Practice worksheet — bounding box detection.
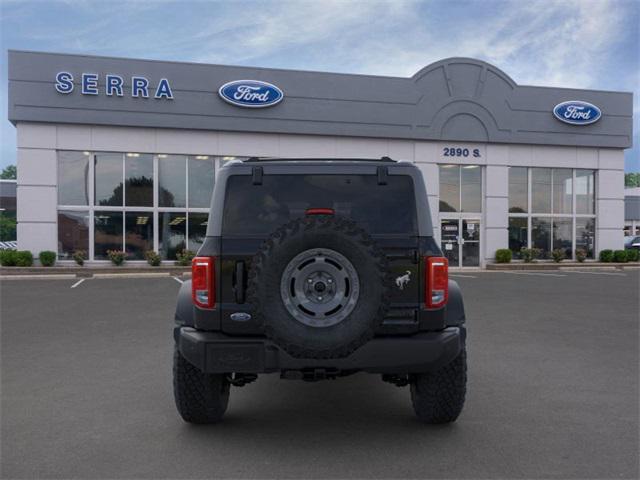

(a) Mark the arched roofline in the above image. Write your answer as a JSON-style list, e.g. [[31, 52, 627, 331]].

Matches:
[[412, 57, 517, 89]]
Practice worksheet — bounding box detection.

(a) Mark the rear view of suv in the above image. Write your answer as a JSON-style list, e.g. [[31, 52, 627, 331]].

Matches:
[[173, 158, 467, 423]]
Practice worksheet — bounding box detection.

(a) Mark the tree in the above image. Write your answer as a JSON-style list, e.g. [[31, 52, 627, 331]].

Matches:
[[1, 165, 16, 179], [625, 172, 640, 188]]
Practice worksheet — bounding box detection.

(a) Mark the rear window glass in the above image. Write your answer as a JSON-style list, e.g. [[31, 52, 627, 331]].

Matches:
[[222, 174, 417, 235]]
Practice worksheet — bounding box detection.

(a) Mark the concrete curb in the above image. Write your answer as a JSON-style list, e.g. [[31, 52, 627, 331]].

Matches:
[[486, 262, 638, 271]]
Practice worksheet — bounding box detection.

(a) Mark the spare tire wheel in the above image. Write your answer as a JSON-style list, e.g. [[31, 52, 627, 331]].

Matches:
[[247, 215, 389, 359]]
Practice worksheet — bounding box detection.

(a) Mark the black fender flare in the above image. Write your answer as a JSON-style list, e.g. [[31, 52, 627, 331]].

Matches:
[[444, 279, 466, 326], [175, 279, 194, 327]]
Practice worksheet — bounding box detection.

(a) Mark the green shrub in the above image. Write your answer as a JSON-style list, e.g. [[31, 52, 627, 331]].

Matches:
[[145, 250, 161, 266], [613, 250, 628, 263], [626, 249, 639, 262], [0, 249, 18, 266], [599, 249, 614, 262], [520, 248, 534, 263], [39, 250, 57, 267], [175, 249, 196, 266], [575, 249, 587, 263], [15, 250, 34, 267], [73, 250, 87, 266], [107, 250, 127, 266], [551, 249, 565, 263], [495, 249, 512, 263]]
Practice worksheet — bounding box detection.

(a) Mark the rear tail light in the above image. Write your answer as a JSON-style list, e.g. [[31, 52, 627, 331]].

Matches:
[[425, 256, 448, 308], [192, 256, 215, 308], [305, 208, 335, 215]]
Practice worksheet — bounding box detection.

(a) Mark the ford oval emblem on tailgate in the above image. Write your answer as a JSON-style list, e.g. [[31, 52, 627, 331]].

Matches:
[[230, 312, 252, 322], [218, 80, 284, 108]]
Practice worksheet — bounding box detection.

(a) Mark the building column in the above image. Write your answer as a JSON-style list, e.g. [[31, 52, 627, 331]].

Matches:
[[596, 149, 625, 253], [484, 165, 509, 263], [415, 162, 440, 245], [16, 123, 58, 257]]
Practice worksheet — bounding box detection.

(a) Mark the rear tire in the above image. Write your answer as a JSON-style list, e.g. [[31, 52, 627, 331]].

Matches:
[[173, 344, 230, 424], [410, 347, 467, 424]]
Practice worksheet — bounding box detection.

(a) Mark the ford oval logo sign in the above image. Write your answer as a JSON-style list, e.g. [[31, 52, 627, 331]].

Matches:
[[218, 80, 283, 108], [553, 100, 601, 125]]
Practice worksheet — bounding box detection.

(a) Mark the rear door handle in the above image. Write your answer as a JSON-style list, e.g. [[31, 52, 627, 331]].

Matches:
[[234, 261, 246, 304]]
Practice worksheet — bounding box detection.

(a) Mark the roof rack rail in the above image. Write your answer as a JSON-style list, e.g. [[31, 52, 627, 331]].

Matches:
[[242, 157, 397, 163]]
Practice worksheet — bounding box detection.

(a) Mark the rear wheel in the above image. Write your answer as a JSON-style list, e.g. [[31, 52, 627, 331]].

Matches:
[[410, 347, 467, 423], [173, 344, 230, 424]]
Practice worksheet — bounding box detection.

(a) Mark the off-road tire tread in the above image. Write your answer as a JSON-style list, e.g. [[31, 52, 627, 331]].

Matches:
[[173, 345, 230, 424], [410, 348, 467, 424], [247, 215, 390, 359]]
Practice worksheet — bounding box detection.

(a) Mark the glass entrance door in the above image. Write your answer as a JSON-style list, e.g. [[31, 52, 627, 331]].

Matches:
[[440, 218, 481, 267], [461, 219, 480, 267]]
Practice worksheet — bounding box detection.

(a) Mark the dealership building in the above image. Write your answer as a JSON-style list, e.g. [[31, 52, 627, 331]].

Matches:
[[7, 50, 633, 267]]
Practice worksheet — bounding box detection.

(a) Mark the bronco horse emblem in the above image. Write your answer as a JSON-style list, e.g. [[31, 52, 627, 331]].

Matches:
[[395, 270, 411, 290]]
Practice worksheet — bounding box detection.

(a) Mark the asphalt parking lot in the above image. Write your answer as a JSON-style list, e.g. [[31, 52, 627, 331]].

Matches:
[[1, 270, 639, 479]]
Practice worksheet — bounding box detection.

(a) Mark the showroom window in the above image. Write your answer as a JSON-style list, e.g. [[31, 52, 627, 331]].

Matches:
[[439, 165, 482, 213], [508, 167, 596, 259], [57, 151, 244, 261]]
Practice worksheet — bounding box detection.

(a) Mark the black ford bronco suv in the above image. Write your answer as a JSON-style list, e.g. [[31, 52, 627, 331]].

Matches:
[[173, 157, 466, 424]]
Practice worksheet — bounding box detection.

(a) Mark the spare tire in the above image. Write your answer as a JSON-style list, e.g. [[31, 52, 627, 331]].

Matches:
[[247, 215, 389, 359]]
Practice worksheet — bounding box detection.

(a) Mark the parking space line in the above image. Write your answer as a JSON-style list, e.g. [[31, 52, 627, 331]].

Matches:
[[450, 274, 477, 278], [70, 278, 86, 288], [498, 271, 567, 277], [568, 270, 626, 276], [172, 277, 184, 284]]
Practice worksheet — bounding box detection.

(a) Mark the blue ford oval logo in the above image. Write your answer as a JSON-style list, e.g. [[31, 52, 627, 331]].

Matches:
[[218, 80, 283, 108], [553, 100, 601, 125]]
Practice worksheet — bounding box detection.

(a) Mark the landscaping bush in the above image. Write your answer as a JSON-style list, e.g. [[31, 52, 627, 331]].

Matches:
[[520, 247, 534, 263], [175, 249, 196, 266], [0, 249, 18, 266], [73, 250, 87, 266], [575, 249, 587, 263], [39, 250, 57, 267], [599, 249, 614, 262], [0, 249, 16, 266], [15, 250, 34, 267], [613, 250, 628, 263], [145, 250, 161, 266], [626, 249, 639, 262], [551, 249, 565, 263], [107, 250, 127, 266], [495, 249, 512, 263]]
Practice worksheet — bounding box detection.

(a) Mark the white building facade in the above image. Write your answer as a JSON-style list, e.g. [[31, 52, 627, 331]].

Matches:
[[8, 51, 633, 267]]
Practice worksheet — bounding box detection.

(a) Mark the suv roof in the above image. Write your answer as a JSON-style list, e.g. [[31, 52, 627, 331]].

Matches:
[[242, 156, 399, 164]]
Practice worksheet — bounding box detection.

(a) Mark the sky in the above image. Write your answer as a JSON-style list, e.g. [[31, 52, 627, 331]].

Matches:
[[0, 0, 638, 171]]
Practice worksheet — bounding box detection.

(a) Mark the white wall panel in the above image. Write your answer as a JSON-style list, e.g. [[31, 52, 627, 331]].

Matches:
[[279, 134, 337, 158], [16, 123, 56, 149], [56, 125, 91, 150], [219, 132, 280, 157], [597, 169, 625, 199], [485, 197, 508, 229], [335, 137, 388, 158], [17, 149, 56, 186], [387, 139, 415, 161], [485, 165, 509, 198], [156, 129, 219, 155], [596, 199, 624, 230], [17, 185, 57, 222], [91, 126, 156, 152], [598, 148, 625, 170], [17, 222, 57, 254], [484, 227, 508, 260]]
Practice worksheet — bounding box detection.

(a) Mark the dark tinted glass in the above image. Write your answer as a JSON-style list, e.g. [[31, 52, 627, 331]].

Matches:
[[95, 153, 123, 206], [223, 174, 417, 235], [575, 170, 595, 214], [188, 156, 215, 208], [508, 167, 528, 213], [94, 211, 123, 259], [159, 212, 186, 260], [531, 217, 551, 258], [159, 155, 186, 207], [576, 218, 595, 258], [553, 169, 572, 214], [508, 217, 527, 258], [58, 151, 90, 205], [439, 165, 459, 212], [531, 168, 552, 213], [125, 154, 153, 206], [552, 217, 572, 258], [188, 212, 209, 252], [58, 210, 89, 259], [125, 212, 154, 260], [461, 166, 481, 212]]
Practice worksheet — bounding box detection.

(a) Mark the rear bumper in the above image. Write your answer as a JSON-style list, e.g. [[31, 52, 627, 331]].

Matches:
[[175, 326, 464, 374]]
